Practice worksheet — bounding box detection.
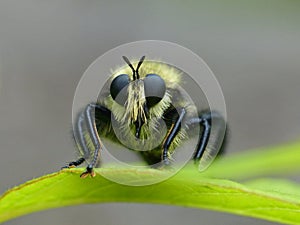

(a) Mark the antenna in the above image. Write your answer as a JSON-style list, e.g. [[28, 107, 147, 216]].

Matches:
[[122, 56, 146, 80], [122, 56, 136, 80], [136, 56, 145, 79]]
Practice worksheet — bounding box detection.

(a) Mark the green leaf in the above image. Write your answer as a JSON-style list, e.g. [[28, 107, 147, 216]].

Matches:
[[1, 141, 300, 224], [201, 141, 300, 179], [245, 178, 300, 204]]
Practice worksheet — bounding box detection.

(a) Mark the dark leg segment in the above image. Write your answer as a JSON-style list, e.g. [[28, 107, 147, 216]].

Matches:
[[61, 112, 89, 170], [162, 108, 186, 165], [61, 157, 85, 169], [191, 111, 225, 161], [80, 103, 105, 178], [76, 113, 91, 159], [62, 103, 111, 178], [193, 115, 211, 160]]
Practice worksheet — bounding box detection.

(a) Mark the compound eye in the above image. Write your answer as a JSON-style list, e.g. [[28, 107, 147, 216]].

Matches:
[[144, 74, 166, 107], [110, 74, 130, 105]]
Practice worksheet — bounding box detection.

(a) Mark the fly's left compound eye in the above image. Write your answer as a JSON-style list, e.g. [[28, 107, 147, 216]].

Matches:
[[144, 74, 166, 107], [110, 74, 130, 105]]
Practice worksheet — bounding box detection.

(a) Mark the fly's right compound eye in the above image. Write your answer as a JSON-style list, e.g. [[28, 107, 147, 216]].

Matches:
[[110, 74, 130, 105], [144, 74, 166, 107]]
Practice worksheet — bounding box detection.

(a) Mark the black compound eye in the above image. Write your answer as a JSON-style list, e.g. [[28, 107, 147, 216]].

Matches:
[[110, 74, 130, 105], [144, 74, 166, 107]]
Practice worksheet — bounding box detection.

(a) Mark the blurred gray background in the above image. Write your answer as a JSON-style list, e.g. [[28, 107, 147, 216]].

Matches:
[[1, 0, 300, 224]]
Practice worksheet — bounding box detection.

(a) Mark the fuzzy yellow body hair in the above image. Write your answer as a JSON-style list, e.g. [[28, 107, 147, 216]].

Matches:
[[85, 59, 193, 163], [106, 60, 182, 121], [68, 56, 225, 179]]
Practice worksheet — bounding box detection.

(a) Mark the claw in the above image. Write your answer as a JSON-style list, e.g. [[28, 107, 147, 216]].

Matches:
[[80, 165, 96, 178], [61, 158, 85, 171], [80, 170, 96, 178], [80, 171, 90, 178], [61, 162, 76, 170], [61, 165, 69, 170], [154, 159, 174, 172]]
